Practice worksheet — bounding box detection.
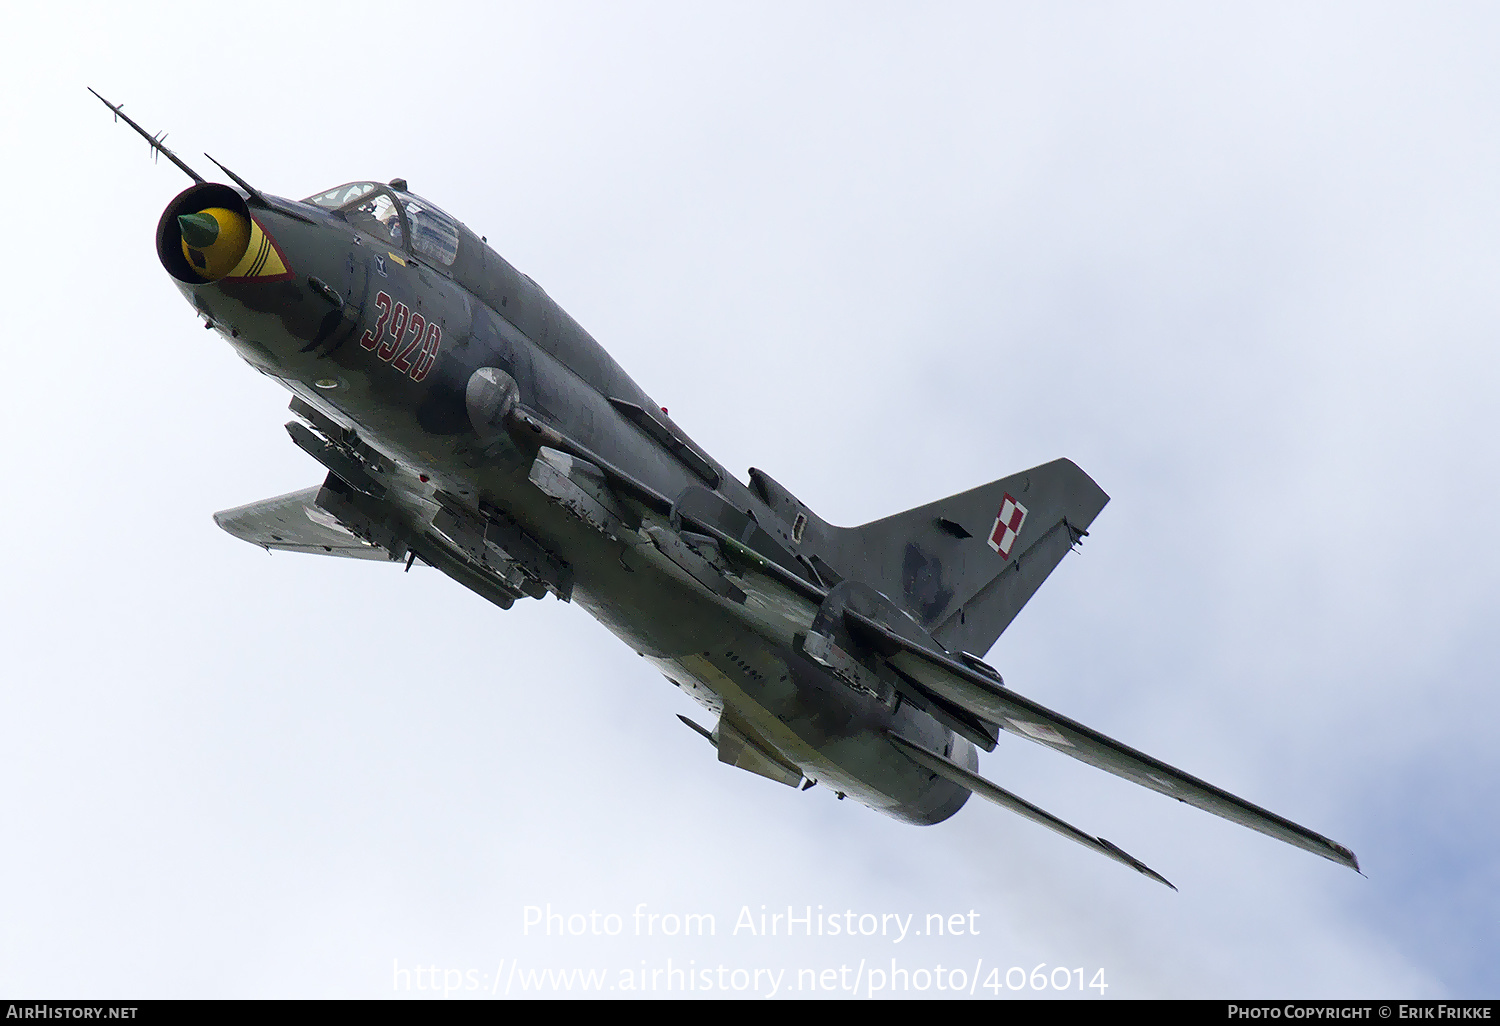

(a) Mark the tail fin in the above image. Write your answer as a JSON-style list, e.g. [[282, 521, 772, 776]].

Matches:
[[831, 459, 1108, 657]]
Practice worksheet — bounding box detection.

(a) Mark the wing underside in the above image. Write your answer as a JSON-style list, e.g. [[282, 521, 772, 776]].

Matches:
[[888, 733, 1175, 888], [846, 610, 1359, 872], [213, 486, 393, 560]]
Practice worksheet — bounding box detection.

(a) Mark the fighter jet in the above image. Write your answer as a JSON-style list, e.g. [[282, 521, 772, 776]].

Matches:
[[96, 92, 1359, 889]]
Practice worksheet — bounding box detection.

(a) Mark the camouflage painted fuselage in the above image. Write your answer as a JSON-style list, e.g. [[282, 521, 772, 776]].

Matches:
[[166, 180, 985, 824]]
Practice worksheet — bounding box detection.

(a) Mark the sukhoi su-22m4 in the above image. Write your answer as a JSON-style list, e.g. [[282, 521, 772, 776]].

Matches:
[[97, 92, 1359, 889]]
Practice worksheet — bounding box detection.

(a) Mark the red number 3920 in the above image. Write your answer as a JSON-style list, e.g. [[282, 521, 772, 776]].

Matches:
[[358, 290, 441, 382]]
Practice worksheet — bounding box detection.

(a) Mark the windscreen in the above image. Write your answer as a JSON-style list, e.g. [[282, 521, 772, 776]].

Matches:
[[305, 182, 378, 209]]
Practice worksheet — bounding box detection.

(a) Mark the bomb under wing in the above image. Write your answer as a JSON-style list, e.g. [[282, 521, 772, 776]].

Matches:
[[98, 92, 1359, 888]]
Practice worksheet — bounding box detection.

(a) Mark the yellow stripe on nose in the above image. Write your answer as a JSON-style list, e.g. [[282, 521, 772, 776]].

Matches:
[[224, 218, 291, 281]]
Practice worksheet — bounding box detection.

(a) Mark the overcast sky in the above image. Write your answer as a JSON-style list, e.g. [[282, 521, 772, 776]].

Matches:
[[2, 1, 1496, 999]]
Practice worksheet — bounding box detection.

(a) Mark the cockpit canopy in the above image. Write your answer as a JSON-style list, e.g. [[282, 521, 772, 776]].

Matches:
[[305, 181, 462, 267]]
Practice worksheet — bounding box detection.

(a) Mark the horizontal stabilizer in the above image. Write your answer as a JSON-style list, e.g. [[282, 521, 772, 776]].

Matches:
[[888, 733, 1174, 889], [214, 487, 392, 560], [851, 611, 1359, 872]]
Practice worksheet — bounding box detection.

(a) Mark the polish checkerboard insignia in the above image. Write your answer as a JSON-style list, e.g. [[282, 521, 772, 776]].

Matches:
[[988, 494, 1028, 559]]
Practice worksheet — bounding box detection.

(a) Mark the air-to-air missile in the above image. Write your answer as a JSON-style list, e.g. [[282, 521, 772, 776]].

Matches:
[[96, 91, 1359, 889]]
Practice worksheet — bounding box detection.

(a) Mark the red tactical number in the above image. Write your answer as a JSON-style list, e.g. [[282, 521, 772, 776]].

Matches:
[[393, 312, 425, 373], [378, 302, 409, 361], [358, 291, 392, 350], [411, 323, 442, 382], [358, 291, 440, 382]]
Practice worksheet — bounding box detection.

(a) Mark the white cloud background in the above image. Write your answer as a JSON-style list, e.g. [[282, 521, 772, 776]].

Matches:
[[1, 0, 1495, 999]]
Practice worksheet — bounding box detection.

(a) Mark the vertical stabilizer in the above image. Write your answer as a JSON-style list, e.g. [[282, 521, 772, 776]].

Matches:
[[830, 459, 1108, 657]]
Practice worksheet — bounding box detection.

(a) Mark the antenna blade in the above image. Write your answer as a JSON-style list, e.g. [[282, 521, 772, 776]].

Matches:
[[204, 155, 269, 207]]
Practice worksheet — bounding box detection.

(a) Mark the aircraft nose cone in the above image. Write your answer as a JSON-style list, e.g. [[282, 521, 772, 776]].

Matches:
[[178, 211, 220, 249], [173, 204, 254, 282]]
